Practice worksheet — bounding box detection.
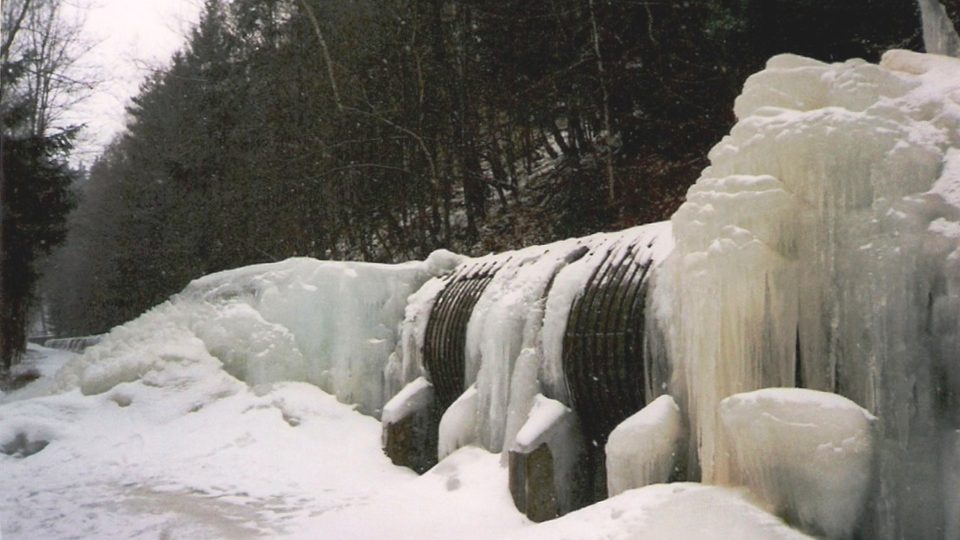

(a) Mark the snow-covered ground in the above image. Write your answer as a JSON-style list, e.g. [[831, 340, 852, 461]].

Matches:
[[0, 345, 807, 539]]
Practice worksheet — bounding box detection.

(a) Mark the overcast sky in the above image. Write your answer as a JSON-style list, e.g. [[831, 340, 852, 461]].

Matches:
[[62, 0, 204, 165]]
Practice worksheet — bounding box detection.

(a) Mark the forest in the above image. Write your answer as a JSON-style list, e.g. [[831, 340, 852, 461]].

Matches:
[[6, 0, 939, 345]]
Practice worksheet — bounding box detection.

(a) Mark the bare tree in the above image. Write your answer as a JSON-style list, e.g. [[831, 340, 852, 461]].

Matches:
[[1, 0, 96, 137]]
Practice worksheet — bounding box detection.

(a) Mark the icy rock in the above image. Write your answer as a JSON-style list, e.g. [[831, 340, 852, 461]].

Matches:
[[719, 388, 875, 539], [605, 395, 683, 497], [509, 395, 583, 521], [438, 385, 479, 461], [382, 377, 439, 473], [382, 377, 435, 426]]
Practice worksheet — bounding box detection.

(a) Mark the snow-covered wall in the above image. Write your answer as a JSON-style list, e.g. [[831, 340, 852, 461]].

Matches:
[[654, 50, 960, 537]]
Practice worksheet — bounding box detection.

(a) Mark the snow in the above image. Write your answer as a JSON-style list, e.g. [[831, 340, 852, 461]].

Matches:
[[381, 376, 434, 426], [719, 388, 876, 538], [504, 483, 812, 540], [2, 346, 532, 539], [653, 50, 960, 536], [605, 395, 683, 497]]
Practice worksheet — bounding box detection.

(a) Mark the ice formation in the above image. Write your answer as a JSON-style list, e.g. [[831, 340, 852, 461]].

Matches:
[[42, 335, 102, 353], [511, 395, 583, 515], [719, 389, 875, 538], [654, 50, 960, 536], [465, 240, 588, 451], [920, 0, 960, 57], [55, 254, 460, 416], [539, 223, 672, 406], [426, 223, 671, 457], [438, 385, 479, 460], [381, 376, 434, 426], [383, 275, 448, 399], [605, 395, 683, 497]]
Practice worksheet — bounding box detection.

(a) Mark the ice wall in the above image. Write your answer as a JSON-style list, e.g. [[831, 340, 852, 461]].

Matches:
[[56, 253, 461, 416], [654, 50, 960, 536]]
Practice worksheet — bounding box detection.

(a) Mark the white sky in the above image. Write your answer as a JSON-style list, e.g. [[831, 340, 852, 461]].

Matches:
[[61, 0, 204, 165]]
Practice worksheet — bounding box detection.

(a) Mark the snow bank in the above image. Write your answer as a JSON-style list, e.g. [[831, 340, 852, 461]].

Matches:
[[605, 395, 683, 496], [720, 388, 875, 538], [653, 50, 960, 535], [505, 483, 812, 540], [54, 254, 460, 416]]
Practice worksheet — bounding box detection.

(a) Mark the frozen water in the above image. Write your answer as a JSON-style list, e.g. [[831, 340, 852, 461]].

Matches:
[[540, 224, 672, 405], [654, 50, 960, 536], [919, 0, 960, 57], [720, 388, 875, 538], [54, 254, 459, 416], [438, 385, 479, 461], [465, 241, 582, 451], [605, 395, 683, 496], [452, 222, 670, 455]]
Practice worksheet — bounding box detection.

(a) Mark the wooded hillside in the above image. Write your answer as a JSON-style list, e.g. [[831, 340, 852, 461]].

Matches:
[[45, 0, 926, 335]]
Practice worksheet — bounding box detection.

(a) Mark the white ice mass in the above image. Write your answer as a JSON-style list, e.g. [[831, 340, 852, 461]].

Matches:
[[3, 49, 960, 539], [605, 394, 683, 497], [719, 389, 875, 538], [654, 49, 960, 537]]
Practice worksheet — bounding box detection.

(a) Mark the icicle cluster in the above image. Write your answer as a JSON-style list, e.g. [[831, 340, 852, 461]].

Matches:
[[654, 50, 960, 537]]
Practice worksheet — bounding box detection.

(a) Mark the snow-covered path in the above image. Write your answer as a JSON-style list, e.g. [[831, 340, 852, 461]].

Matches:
[[0, 346, 521, 539], [0, 346, 808, 539]]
